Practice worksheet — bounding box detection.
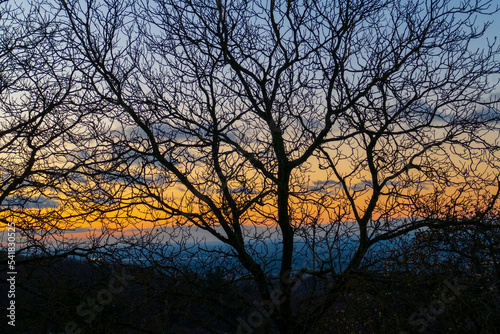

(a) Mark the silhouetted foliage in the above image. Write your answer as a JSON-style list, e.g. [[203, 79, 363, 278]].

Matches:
[[1, 0, 500, 333]]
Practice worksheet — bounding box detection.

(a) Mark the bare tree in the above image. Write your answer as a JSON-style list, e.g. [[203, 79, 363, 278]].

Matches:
[[3, 0, 500, 332], [0, 0, 129, 265], [0, 1, 79, 247]]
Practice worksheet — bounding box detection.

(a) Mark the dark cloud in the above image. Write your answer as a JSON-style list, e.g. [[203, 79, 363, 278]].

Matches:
[[312, 180, 341, 188], [2, 195, 59, 209]]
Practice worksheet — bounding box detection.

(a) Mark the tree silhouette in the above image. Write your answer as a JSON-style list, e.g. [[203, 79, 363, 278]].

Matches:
[[2, 0, 500, 332]]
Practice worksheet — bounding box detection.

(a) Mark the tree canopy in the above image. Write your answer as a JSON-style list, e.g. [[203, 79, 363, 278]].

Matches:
[[1, 0, 500, 332]]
